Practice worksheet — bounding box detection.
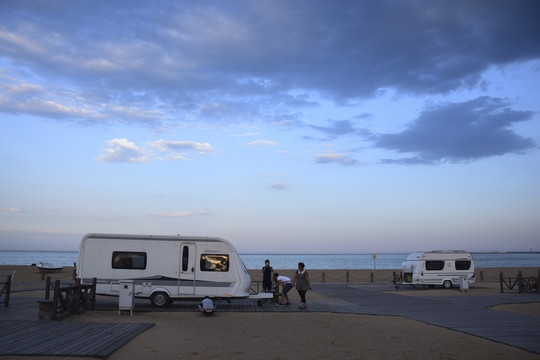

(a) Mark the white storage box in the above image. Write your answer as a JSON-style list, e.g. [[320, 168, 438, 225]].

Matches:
[[118, 280, 134, 315]]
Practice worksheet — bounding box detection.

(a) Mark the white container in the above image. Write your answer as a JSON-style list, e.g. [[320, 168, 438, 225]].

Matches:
[[460, 277, 469, 292], [118, 280, 134, 315]]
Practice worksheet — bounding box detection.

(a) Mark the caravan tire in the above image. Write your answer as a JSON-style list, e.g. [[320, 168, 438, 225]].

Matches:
[[151, 292, 170, 308], [442, 280, 453, 289]]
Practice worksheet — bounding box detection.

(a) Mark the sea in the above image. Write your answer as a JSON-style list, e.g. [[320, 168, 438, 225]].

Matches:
[[0, 250, 539, 270]]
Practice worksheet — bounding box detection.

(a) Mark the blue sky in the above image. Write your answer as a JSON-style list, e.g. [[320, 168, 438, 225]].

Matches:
[[1, 1, 539, 253]]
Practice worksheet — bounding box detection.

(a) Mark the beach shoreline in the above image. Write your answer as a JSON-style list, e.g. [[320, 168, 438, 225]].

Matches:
[[3, 264, 538, 283]]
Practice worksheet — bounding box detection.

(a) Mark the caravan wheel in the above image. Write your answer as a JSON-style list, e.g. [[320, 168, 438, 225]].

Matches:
[[151, 292, 170, 308], [442, 280, 453, 289]]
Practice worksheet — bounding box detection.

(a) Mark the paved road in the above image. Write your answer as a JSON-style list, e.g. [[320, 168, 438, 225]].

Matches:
[[314, 283, 540, 354]]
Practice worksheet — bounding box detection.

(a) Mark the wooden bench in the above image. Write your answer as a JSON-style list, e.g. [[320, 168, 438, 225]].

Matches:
[[0, 271, 15, 307]]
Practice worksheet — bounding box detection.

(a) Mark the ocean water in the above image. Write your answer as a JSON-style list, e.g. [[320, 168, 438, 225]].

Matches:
[[240, 254, 405, 270], [0, 251, 78, 267], [0, 250, 539, 269]]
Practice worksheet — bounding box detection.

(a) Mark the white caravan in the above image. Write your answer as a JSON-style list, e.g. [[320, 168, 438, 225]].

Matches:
[[77, 233, 270, 307], [399, 251, 476, 289]]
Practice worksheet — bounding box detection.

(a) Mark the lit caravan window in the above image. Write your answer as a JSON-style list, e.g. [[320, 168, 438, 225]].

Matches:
[[425, 261, 444, 271], [455, 260, 471, 270], [112, 251, 147, 270], [200, 254, 229, 272], [182, 246, 189, 272]]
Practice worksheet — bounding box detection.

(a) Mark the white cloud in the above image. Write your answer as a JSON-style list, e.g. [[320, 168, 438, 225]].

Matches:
[[96, 139, 214, 163], [149, 140, 214, 154], [151, 211, 193, 217], [0, 208, 25, 213], [272, 120, 293, 127], [168, 154, 189, 161], [96, 139, 149, 163], [151, 210, 213, 217], [233, 132, 262, 137], [0, 73, 165, 124], [246, 140, 276, 146], [314, 152, 360, 167]]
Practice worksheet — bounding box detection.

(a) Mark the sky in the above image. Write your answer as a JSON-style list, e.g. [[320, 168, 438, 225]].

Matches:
[[1, 0, 539, 254]]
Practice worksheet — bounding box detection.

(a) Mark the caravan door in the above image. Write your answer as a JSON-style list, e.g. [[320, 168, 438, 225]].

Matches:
[[179, 243, 196, 295]]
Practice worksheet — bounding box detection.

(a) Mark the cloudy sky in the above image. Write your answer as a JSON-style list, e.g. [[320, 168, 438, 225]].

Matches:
[[1, 1, 539, 253]]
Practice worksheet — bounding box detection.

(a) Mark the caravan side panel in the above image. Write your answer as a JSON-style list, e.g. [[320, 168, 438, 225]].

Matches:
[[78, 233, 251, 300], [400, 251, 476, 287], [79, 235, 182, 297]]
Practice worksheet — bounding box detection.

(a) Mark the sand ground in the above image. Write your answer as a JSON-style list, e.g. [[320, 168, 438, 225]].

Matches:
[[1, 265, 539, 360]]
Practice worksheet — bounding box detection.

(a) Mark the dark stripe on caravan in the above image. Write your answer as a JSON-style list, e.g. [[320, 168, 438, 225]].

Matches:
[[84, 278, 234, 288]]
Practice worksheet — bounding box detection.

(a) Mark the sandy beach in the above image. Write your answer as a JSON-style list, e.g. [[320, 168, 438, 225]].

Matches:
[[2, 265, 539, 359]]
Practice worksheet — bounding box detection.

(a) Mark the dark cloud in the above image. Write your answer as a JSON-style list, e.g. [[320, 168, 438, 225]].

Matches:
[[269, 183, 288, 190], [1, 0, 539, 124], [307, 118, 373, 142], [309, 120, 359, 137], [374, 97, 536, 164]]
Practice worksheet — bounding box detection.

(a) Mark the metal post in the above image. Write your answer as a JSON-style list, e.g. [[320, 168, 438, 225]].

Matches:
[[393, 271, 396, 285], [346, 271, 349, 283], [3, 274, 11, 307], [74, 282, 81, 313], [322, 272, 325, 283], [45, 276, 51, 300], [479, 271, 484, 282], [370, 272, 374, 283], [91, 278, 97, 309], [537, 270, 540, 293], [518, 271, 523, 293], [499, 271, 504, 293], [52, 280, 60, 321]]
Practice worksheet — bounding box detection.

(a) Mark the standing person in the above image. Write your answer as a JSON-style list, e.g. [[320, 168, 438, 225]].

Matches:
[[292, 262, 312, 310], [261, 259, 273, 292], [272, 273, 292, 305]]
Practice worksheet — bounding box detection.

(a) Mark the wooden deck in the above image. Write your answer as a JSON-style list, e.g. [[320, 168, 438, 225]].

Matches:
[[0, 319, 154, 358]]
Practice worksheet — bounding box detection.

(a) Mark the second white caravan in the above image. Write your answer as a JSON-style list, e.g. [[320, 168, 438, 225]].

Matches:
[[399, 251, 476, 289], [77, 233, 270, 307]]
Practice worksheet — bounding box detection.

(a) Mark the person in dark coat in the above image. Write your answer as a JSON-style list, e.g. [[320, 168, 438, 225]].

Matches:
[[261, 259, 273, 292]]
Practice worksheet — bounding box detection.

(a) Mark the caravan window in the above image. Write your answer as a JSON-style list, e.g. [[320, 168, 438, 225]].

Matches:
[[112, 251, 147, 270], [425, 260, 444, 271], [455, 260, 471, 270], [182, 246, 189, 272], [200, 254, 229, 272]]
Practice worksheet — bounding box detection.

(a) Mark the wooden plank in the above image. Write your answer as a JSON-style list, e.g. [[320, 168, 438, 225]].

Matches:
[[93, 323, 155, 357], [29, 321, 102, 355], [7, 321, 83, 354], [0, 320, 154, 358]]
